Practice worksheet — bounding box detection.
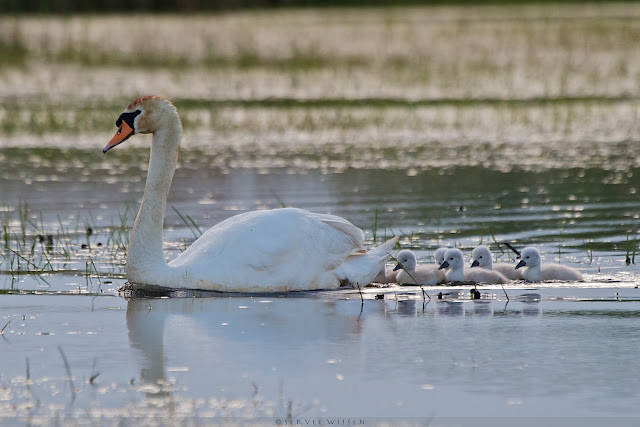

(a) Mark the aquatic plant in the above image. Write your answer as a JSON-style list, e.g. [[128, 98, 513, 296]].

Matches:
[[584, 239, 594, 265], [172, 205, 203, 239], [0, 204, 133, 291], [371, 209, 379, 244], [625, 235, 637, 266]]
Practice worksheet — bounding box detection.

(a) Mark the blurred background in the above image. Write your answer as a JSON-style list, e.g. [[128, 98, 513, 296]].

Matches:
[[1, 0, 640, 283]]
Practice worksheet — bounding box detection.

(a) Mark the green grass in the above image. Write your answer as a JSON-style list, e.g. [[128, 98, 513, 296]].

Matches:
[[0, 320, 10, 334], [0, 204, 132, 289], [3, 7, 640, 94], [584, 239, 594, 265], [1, 96, 637, 138], [371, 209, 379, 244], [0, 105, 116, 136], [174, 96, 639, 110], [0, 22, 28, 66], [625, 235, 637, 266], [37, 43, 368, 70], [172, 205, 203, 239]]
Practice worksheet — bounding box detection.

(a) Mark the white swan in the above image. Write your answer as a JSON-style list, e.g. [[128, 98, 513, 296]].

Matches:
[[515, 247, 584, 282], [470, 245, 522, 280], [393, 249, 445, 286], [439, 248, 508, 284], [103, 96, 398, 292]]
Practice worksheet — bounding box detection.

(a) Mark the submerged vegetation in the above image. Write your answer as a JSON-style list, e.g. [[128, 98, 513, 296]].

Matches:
[[0, 201, 130, 293], [2, 151, 639, 293]]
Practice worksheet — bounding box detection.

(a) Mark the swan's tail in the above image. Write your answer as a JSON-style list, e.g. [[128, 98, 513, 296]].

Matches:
[[336, 236, 399, 288]]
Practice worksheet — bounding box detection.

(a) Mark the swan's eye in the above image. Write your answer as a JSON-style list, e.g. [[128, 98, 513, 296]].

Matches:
[[117, 126, 122, 135], [116, 110, 142, 131]]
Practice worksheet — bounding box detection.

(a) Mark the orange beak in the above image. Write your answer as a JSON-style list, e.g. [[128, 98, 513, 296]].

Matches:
[[103, 121, 134, 153]]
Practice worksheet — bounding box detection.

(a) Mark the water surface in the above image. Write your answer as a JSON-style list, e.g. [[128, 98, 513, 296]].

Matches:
[[2, 287, 640, 425]]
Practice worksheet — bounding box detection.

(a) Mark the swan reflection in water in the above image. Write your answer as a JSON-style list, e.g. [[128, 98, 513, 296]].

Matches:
[[124, 292, 544, 417], [126, 294, 541, 390], [125, 296, 370, 401]]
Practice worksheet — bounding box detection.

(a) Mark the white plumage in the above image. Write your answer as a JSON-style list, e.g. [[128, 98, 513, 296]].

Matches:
[[434, 247, 448, 265], [440, 248, 509, 284], [394, 249, 445, 286], [103, 96, 398, 292], [515, 247, 584, 282], [372, 264, 399, 284], [471, 245, 522, 280]]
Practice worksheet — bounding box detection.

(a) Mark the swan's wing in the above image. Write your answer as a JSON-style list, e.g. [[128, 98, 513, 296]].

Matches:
[[169, 208, 364, 290], [309, 212, 365, 253]]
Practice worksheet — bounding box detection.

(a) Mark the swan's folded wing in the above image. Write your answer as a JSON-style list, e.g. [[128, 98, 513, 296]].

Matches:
[[309, 212, 365, 254], [169, 208, 366, 289]]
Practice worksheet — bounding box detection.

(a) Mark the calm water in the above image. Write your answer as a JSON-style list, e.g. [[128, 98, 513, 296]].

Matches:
[[2, 288, 640, 425], [1, 142, 639, 293], [1, 140, 640, 424]]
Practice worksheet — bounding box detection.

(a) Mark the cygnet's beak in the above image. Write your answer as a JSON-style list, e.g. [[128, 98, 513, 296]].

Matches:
[[103, 122, 134, 153], [438, 260, 449, 270], [393, 263, 403, 272], [515, 260, 527, 269], [470, 260, 480, 268]]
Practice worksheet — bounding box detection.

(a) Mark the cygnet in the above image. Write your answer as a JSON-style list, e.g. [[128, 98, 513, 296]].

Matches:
[[515, 247, 584, 282], [394, 249, 445, 286], [434, 247, 448, 266], [439, 248, 509, 284], [471, 245, 522, 280]]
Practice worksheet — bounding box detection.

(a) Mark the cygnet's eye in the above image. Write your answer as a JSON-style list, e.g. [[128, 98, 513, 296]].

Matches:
[[526, 256, 530, 259], [479, 255, 483, 259]]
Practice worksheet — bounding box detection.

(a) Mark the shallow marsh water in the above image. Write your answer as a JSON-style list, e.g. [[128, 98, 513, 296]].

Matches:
[[2, 4, 640, 425], [3, 141, 640, 424], [3, 288, 640, 426]]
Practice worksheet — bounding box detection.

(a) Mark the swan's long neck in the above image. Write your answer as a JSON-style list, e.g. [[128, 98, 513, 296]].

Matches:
[[126, 122, 181, 283]]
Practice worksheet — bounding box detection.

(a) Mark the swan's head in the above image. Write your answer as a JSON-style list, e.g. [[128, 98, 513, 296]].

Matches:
[[439, 248, 464, 270], [471, 245, 491, 268], [393, 249, 417, 272], [434, 247, 447, 265], [515, 247, 541, 269], [103, 96, 181, 153]]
